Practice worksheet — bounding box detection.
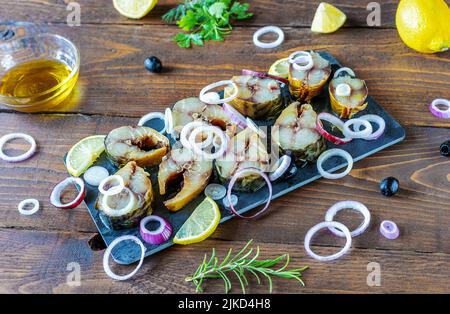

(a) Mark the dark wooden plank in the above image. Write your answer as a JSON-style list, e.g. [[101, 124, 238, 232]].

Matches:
[[2, 25, 448, 128], [0, 229, 448, 293], [0, 112, 448, 255], [0, 0, 399, 27]]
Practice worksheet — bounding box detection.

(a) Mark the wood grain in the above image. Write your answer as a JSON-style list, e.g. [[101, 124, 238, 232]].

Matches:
[[0, 0, 400, 27], [0, 230, 448, 294], [1, 25, 448, 128], [0, 113, 448, 255]]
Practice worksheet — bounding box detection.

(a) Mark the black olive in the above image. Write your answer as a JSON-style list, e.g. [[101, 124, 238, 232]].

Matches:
[[440, 140, 450, 157], [0, 29, 14, 41], [144, 56, 162, 73], [380, 177, 399, 197]]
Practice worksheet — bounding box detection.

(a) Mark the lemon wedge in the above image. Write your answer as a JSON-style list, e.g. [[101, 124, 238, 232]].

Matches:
[[66, 135, 106, 177], [173, 197, 221, 245], [113, 0, 158, 19], [311, 2, 347, 34], [268, 58, 290, 79]]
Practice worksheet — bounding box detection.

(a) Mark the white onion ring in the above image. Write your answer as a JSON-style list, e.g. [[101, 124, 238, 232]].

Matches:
[[98, 175, 125, 196], [83, 166, 109, 186], [187, 125, 215, 150], [50, 177, 85, 209], [246, 117, 266, 138], [137, 112, 166, 133], [325, 201, 371, 237], [352, 114, 386, 140], [103, 235, 146, 281], [317, 149, 353, 180], [288, 51, 313, 71], [269, 155, 292, 181], [189, 125, 228, 160], [253, 26, 285, 49], [336, 83, 352, 97], [304, 221, 352, 262], [429, 98, 450, 119], [202, 92, 221, 104], [18, 199, 40, 216], [199, 80, 238, 105], [165, 108, 174, 136], [316, 112, 352, 145], [227, 167, 272, 219], [101, 187, 138, 217], [343, 118, 373, 139], [0, 133, 37, 163], [223, 103, 248, 129], [334, 67, 355, 78], [180, 121, 213, 150], [140, 215, 172, 245]]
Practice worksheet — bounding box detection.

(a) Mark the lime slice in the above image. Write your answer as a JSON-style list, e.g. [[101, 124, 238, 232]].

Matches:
[[268, 58, 289, 79], [66, 135, 106, 177], [173, 197, 221, 245], [311, 2, 347, 34], [113, 0, 158, 19]]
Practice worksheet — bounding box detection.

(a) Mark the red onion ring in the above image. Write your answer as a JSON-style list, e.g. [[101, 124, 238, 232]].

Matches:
[[103, 235, 145, 281], [429, 98, 450, 119], [223, 103, 248, 129], [140, 215, 172, 245], [380, 220, 400, 240], [227, 167, 272, 219], [269, 155, 291, 181], [0, 133, 37, 163], [50, 177, 85, 209], [18, 199, 40, 216], [352, 114, 386, 140], [241, 69, 289, 84], [316, 113, 352, 145]]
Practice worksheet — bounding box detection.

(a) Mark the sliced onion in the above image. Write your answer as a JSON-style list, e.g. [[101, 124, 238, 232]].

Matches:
[[199, 80, 238, 105], [429, 98, 450, 119], [269, 155, 291, 181], [101, 187, 138, 217], [333, 67, 355, 78], [288, 51, 313, 71], [18, 199, 40, 216], [165, 108, 175, 136], [317, 149, 353, 180], [186, 124, 215, 150], [202, 92, 221, 104], [304, 221, 352, 262], [223, 103, 248, 129], [336, 83, 351, 97], [50, 177, 85, 209], [103, 235, 146, 281], [253, 26, 285, 49], [98, 175, 125, 196], [316, 113, 352, 145], [180, 121, 211, 150], [137, 112, 166, 133], [352, 114, 386, 140], [246, 117, 266, 138], [189, 125, 228, 160], [343, 118, 373, 139], [227, 167, 272, 219], [205, 183, 227, 200], [140, 215, 172, 245], [83, 166, 109, 186], [241, 69, 289, 84], [324, 200, 371, 237], [380, 220, 400, 240], [0, 133, 37, 163]]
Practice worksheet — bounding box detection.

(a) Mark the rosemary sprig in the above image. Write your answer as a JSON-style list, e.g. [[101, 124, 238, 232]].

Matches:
[[185, 240, 308, 293]]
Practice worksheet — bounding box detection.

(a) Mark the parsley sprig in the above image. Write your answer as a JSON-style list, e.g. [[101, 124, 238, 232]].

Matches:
[[162, 0, 253, 48], [185, 240, 308, 293]]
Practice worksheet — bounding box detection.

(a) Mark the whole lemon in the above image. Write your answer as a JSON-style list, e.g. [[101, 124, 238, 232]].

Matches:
[[396, 0, 450, 53]]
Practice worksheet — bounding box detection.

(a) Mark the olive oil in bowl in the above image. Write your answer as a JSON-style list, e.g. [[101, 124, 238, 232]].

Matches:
[[0, 58, 78, 112]]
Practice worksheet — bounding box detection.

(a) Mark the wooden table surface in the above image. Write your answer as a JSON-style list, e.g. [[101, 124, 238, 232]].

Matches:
[[0, 0, 449, 294]]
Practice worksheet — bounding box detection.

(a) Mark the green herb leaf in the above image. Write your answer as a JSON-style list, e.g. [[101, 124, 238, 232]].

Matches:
[[174, 33, 204, 48], [177, 10, 199, 31], [229, 2, 253, 20], [208, 2, 226, 18]]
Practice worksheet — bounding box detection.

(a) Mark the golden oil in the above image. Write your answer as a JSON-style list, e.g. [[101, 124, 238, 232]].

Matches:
[[0, 58, 78, 112]]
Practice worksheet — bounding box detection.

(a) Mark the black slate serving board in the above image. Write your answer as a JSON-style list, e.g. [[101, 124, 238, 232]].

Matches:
[[65, 52, 405, 265]]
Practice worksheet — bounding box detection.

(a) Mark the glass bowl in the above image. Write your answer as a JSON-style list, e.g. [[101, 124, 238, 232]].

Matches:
[[0, 33, 80, 112]]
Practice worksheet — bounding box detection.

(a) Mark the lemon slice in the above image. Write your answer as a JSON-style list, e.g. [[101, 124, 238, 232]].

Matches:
[[173, 197, 221, 245], [66, 135, 106, 177], [113, 0, 158, 19], [268, 58, 289, 79], [311, 2, 347, 34]]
